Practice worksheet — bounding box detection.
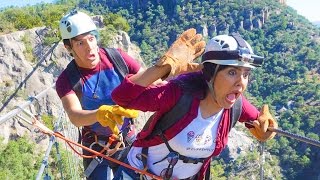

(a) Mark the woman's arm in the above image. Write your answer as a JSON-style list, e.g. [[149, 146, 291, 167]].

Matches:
[[129, 65, 171, 87], [128, 28, 205, 87]]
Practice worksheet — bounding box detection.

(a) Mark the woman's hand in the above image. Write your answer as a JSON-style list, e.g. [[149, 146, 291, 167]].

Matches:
[[156, 28, 206, 78], [249, 105, 278, 142]]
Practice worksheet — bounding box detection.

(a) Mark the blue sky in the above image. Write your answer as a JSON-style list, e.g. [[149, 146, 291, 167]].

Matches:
[[287, 0, 320, 22]]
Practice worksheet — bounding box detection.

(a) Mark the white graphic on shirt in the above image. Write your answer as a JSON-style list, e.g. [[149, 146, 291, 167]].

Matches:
[[194, 133, 212, 145]]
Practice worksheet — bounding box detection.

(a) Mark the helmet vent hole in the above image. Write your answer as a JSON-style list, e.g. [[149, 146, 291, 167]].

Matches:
[[67, 26, 72, 32], [222, 44, 229, 49]]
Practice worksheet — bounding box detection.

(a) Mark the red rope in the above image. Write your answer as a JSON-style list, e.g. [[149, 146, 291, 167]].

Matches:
[[53, 131, 162, 180]]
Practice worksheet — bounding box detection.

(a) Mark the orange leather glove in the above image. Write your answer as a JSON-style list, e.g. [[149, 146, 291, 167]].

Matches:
[[96, 105, 139, 134], [156, 28, 206, 78], [249, 105, 278, 142]]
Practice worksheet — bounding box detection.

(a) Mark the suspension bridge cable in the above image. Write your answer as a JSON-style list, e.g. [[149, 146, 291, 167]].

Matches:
[[245, 122, 320, 147], [0, 42, 59, 113], [36, 135, 56, 180], [259, 142, 265, 180], [0, 84, 55, 125], [268, 127, 320, 147], [34, 108, 65, 180]]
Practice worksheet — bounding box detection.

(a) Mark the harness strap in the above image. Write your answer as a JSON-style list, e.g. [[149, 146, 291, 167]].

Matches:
[[141, 147, 148, 169], [137, 147, 149, 180], [229, 96, 242, 131], [153, 133, 206, 165], [103, 48, 129, 80], [84, 157, 103, 177]]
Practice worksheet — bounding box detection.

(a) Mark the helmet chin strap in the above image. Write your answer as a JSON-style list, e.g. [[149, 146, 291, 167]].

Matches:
[[207, 80, 216, 102], [207, 64, 220, 104]]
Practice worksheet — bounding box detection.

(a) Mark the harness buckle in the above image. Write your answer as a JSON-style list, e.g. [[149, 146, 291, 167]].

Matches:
[[84, 157, 103, 177], [182, 157, 198, 164]]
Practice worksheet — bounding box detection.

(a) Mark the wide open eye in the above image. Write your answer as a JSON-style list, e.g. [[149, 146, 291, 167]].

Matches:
[[243, 71, 251, 79], [228, 69, 236, 76]]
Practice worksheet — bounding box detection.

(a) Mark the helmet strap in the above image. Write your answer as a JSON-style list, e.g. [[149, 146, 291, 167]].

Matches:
[[207, 64, 220, 103], [67, 39, 79, 58], [230, 33, 248, 49]]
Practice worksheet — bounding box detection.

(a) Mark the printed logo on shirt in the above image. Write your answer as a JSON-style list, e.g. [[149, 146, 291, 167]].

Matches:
[[187, 131, 195, 142], [187, 131, 212, 145], [195, 134, 212, 145]]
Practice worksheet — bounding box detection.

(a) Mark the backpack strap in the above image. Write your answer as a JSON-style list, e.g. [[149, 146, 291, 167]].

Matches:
[[146, 93, 193, 138], [65, 60, 82, 97], [103, 48, 129, 79], [145, 93, 242, 137], [229, 96, 242, 131]]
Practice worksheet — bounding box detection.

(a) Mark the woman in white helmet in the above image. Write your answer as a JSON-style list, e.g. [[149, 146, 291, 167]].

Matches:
[[111, 29, 278, 180], [56, 10, 143, 179]]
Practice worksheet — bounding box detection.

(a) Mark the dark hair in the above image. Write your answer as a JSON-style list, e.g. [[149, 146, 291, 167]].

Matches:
[[171, 72, 207, 99], [202, 62, 228, 81], [172, 63, 228, 99]]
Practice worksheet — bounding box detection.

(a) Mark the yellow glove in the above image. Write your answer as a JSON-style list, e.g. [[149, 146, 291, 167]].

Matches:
[[249, 105, 278, 142], [96, 105, 139, 134], [156, 28, 206, 78]]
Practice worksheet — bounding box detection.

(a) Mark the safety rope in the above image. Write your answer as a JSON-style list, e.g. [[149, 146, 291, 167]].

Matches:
[[16, 107, 162, 180]]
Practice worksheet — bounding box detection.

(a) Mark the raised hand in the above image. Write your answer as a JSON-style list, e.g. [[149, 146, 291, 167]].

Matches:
[[156, 28, 206, 78]]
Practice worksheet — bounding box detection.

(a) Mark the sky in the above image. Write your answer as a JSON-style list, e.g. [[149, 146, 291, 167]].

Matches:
[[0, 0, 318, 22], [0, 0, 55, 9], [286, 0, 320, 22]]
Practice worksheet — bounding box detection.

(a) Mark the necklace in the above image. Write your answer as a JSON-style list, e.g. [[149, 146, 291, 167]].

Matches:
[[75, 61, 101, 99]]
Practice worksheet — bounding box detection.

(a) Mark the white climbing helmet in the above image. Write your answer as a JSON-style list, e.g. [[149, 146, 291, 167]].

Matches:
[[202, 33, 264, 68], [59, 10, 97, 40]]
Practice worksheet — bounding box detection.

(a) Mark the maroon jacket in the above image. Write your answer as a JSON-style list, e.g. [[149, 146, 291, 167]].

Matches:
[[112, 74, 259, 179]]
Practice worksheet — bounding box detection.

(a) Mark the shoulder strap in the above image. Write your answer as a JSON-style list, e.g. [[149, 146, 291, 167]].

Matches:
[[65, 60, 82, 95], [103, 48, 129, 79], [229, 96, 242, 132], [143, 93, 193, 139]]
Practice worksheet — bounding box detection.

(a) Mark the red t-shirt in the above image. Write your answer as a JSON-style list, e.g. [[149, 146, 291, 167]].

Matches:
[[56, 48, 140, 99]]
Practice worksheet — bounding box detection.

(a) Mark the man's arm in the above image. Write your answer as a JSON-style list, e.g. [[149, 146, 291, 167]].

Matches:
[[61, 93, 98, 127]]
